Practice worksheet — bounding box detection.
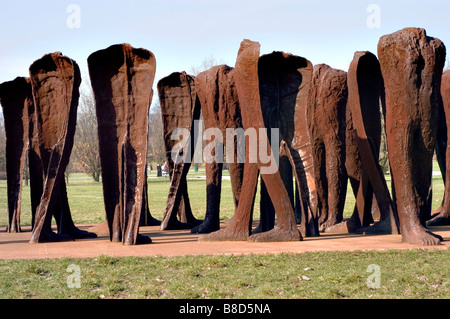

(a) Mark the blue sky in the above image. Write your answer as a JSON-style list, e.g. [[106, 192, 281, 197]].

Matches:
[[0, 0, 449, 107]]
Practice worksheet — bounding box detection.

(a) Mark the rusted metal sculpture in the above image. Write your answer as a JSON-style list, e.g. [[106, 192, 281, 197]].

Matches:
[[158, 71, 202, 230], [428, 70, 450, 226], [27, 85, 44, 229], [378, 28, 446, 245], [307, 64, 348, 231], [345, 51, 399, 234], [140, 163, 161, 226], [192, 65, 244, 234], [88, 44, 155, 245], [0, 77, 45, 233], [0, 77, 33, 232], [29, 52, 96, 243], [257, 51, 319, 238], [201, 40, 313, 241]]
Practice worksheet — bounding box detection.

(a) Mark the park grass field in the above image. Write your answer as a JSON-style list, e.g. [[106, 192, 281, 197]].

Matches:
[[0, 249, 448, 299], [0, 163, 448, 299]]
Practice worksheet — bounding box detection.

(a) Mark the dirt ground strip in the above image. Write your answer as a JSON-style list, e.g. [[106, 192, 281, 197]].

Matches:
[[0, 223, 449, 260]]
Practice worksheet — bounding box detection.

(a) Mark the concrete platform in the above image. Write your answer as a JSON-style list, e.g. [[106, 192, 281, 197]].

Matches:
[[0, 223, 448, 260]]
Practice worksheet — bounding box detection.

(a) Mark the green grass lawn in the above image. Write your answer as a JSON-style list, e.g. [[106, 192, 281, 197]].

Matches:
[[0, 164, 448, 300], [0, 250, 448, 299]]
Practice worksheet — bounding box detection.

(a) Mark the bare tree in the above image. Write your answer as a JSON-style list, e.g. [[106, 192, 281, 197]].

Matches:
[[190, 55, 221, 76], [72, 78, 101, 182], [147, 101, 166, 165]]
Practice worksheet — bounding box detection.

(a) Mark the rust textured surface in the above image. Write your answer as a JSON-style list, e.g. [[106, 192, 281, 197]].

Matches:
[[27, 81, 44, 229], [193, 65, 244, 234], [258, 51, 319, 237], [345, 51, 399, 234], [378, 28, 446, 245], [157, 71, 202, 230], [200, 40, 306, 242], [428, 70, 450, 226], [29, 52, 96, 243], [140, 163, 161, 227], [88, 44, 156, 245], [0, 77, 32, 233], [307, 64, 348, 232]]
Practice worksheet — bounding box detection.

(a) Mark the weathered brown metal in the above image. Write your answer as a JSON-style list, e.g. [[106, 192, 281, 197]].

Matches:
[[201, 40, 309, 241], [378, 28, 446, 245], [0, 77, 32, 232], [157, 71, 202, 230], [88, 43, 156, 245], [27, 81, 44, 229], [346, 51, 399, 234], [258, 51, 319, 238], [307, 64, 348, 232], [428, 70, 450, 226], [193, 65, 244, 234], [29, 52, 96, 243]]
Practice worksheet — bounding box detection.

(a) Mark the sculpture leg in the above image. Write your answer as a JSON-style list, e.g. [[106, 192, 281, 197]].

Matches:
[[428, 70, 450, 226], [4, 120, 27, 233], [123, 138, 151, 245], [311, 139, 328, 227], [249, 168, 300, 242], [192, 157, 223, 233], [158, 72, 201, 230], [27, 100, 44, 229], [350, 51, 398, 234], [201, 41, 305, 242], [28, 148, 44, 228], [88, 45, 125, 242], [307, 64, 348, 232], [386, 117, 441, 244], [193, 65, 243, 234], [240, 46, 302, 242], [322, 136, 347, 229], [122, 48, 156, 245], [228, 161, 244, 209], [58, 180, 97, 239], [288, 146, 320, 237], [162, 157, 199, 230], [29, 52, 88, 243], [199, 162, 259, 241], [181, 178, 200, 225], [30, 144, 72, 243], [255, 178, 275, 233], [0, 77, 32, 233], [254, 147, 292, 234], [292, 69, 321, 237], [89, 44, 156, 244], [96, 126, 123, 242], [378, 28, 445, 244]]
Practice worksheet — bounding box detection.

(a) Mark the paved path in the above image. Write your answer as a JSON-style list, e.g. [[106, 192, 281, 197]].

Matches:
[[0, 224, 448, 260]]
